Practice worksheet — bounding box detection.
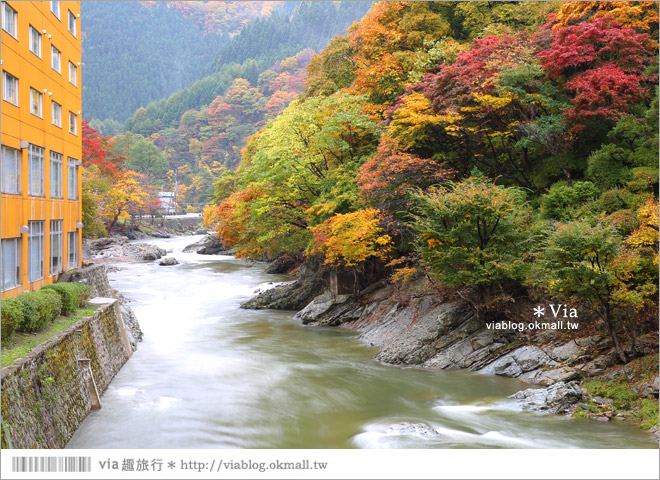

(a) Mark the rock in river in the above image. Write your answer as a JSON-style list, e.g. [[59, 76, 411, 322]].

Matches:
[[509, 381, 583, 414], [158, 257, 179, 266], [182, 234, 231, 255]]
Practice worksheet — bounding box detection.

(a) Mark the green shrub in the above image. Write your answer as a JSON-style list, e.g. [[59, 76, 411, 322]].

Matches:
[[33, 290, 62, 323], [541, 181, 600, 220], [583, 380, 637, 409], [636, 399, 659, 430], [41, 283, 79, 315], [15, 293, 48, 332], [1, 297, 23, 345], [598, 189, 629, 214], [71, 282, 92, 306]]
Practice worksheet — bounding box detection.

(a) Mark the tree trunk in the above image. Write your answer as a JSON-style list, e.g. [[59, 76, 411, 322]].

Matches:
[[604, 303, 627, 364]]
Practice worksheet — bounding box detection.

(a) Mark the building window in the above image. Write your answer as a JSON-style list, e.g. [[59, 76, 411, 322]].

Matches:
[[30, 88, 42, 117], [28, 221, 44, 282], [2, 2, 17, 38], [2, 71, 18, 105], [69, 111, 77, 135], [68, 10, 76, 37], [52, 100, 61, 127], [67, 158, 79, 200], [67, 231, 78, 269], [50, 1, 60, 19], [50, 220, 63, 275], [1, 145, 21, 194], [51, 46, 61, 73], [1, 237, 21, 291], [50, 151, 62, 198], [28, 144, 45, 196], [29, 25, 42, 58], [69, 61, 77, 86]]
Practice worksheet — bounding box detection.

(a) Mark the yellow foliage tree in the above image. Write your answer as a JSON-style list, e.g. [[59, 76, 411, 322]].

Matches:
[[309, 208, 392, 267]]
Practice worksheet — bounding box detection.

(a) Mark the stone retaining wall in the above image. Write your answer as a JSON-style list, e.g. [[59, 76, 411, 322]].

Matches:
[[0, 298, 132, 449]]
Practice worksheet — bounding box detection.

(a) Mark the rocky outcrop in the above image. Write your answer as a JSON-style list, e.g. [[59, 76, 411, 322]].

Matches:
[[118, 301, 143, 351], [241, 257, 327, 311], [182, 235, 233, 255], [86, 238, 166, 261], [509, 381, 583, 414], [279, 276, 633, 391]]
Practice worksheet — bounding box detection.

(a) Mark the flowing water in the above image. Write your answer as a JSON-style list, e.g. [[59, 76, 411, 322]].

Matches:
[[67, 235, 656, 449]]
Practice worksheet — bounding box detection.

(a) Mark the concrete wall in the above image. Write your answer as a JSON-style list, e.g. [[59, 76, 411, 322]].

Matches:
[[0, 297, 132, 449]]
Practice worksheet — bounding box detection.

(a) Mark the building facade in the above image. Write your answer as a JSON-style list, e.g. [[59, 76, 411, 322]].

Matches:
[[1, 1, 82, 298]]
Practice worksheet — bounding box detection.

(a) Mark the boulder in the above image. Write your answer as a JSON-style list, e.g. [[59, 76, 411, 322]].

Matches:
[[182, 235, 228, 255], [122, 243, 167, 261], [158, 257, 179, 266], [509, 381, 583, 414]]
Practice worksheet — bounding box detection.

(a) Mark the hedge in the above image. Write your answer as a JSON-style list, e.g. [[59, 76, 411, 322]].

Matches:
[[2, 282, 92, 341], [15, 292, 47, 333], [41, 283, 87, 315], [1, 297, 23, 345]]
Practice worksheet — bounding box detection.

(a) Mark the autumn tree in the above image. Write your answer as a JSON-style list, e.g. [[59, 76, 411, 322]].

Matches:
[[309, 208, 392, 277]]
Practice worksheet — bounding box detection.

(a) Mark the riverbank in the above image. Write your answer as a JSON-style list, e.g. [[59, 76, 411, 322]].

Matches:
[[1, 265, 144, 448], [243, 263, 659, 438]]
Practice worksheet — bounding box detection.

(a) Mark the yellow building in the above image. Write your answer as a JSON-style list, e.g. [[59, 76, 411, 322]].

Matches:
[[1, 1, 82, 298]]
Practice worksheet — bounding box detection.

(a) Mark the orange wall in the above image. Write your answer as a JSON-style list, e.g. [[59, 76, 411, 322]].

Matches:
[[1, 1, 82, 298]]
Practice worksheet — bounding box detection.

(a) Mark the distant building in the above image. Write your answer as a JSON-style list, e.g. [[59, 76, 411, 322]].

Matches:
[[1, 1, 82, 298], [158, 191, 176, 214]]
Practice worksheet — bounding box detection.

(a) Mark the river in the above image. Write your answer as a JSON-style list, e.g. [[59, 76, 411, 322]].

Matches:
[[67, 235, 656, 449]]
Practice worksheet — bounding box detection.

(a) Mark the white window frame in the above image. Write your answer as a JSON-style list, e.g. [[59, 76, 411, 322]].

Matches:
[[67, 158, 79, 200], [1, 237, 21, 291], [67, 231, 78, 270], [1, 145, 21, 194], [50, 220, 63, 275], [28, 221, 44, 282], [29, 25, 42, 58], [68, 61, 77, 86], [69, 111, 77, 135], [2, 2, 17, 38], [51, 45, 61, 73], [68, 10, 76, 37], [30, 87, 42, 118], [2, 71, 18, 105], [50, 1, 60, 19], [28, 144, 45, 196], [52, 100, 62, 127], [50, 151, 63, 198]]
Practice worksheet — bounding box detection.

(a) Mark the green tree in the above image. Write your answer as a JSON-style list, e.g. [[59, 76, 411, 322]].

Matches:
[[411, 173, 532, 315], [536, 220, 628, 363], [127, 139, 168, 181]]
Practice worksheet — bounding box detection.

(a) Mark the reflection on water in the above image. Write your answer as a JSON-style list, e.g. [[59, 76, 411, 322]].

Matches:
[[67, 235, 656, 449]]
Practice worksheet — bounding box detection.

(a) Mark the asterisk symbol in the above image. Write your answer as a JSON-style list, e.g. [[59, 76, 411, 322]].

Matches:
[[533, 306, 545, 317], [167, 462, 176, 469]]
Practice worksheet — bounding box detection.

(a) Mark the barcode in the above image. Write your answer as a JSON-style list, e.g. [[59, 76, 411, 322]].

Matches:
[[11, 456, 92, 473]]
